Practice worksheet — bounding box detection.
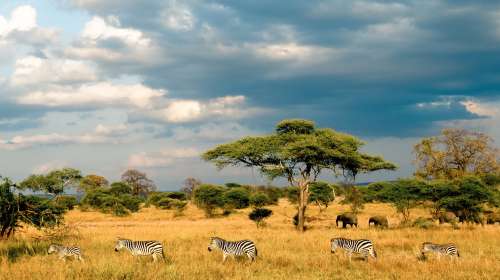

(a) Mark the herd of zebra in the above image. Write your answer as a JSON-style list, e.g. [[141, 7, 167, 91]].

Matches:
[[47, 237, 460, 263]]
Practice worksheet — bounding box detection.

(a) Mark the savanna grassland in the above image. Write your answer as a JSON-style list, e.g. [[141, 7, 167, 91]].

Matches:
[[1, 201, 499, 280]]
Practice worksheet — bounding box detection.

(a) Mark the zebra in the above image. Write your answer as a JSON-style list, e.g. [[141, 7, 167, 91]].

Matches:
[[47, 244, 84, 262], [421, 242, 460, 260], [207, 237, 258, 263], [330, 237, 377, 262], [114, 238, 165, 262]]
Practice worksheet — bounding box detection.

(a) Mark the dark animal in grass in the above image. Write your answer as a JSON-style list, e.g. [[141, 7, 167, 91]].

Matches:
[[486, 212, 500, 224], [433, 211, 458, 226], [336, 213, 358, 228], [368, 215, 388, 228]]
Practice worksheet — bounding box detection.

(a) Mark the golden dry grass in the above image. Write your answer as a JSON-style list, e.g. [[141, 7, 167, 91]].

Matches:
[[1, 201, 499, 280]]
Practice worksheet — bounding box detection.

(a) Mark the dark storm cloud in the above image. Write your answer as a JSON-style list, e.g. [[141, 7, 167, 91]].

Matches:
[[62, 0, 500, 137]]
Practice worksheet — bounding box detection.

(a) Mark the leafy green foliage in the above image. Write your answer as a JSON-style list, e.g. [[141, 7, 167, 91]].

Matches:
[[224, 187, 251, 209], [146, 192, 187, 213], [308, 181, 335, 211], [249, 208, 273, 227], [80, 188, 142, 216], [53, 195, 78, 210], [380, 179, 427, 222], [250, 192, 271, 208], [193, 184, 226, 217], [109, 182, 133, 196], [340, 184, 365, 214], [18, 168, 82, 196], [203, 119, 396, 231], [1, 177, 66, 238]]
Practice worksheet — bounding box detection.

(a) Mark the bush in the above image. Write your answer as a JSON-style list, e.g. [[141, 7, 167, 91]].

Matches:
[[250, 192, 271, 208], [224, 188, 250, 209], [340, 185, 365, 214], [54, 195, 78, 210], [249, 208, 273, 227], [146, 192, 187, 208], [80, 188, 142, 216], [193, 184, 226, 217], [309, 181, 335, 212], [284, 186, 299, 204], [109, 182, 132, 196]]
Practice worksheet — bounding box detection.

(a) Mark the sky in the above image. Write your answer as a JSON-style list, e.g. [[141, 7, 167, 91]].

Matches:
[[1, 0, 500, 190]]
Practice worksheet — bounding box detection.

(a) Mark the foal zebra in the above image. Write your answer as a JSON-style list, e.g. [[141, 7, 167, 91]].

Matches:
[[421, 242, 460, 259], [48, 244, 84, 262], [208, 237, 257, 263], [114, 238, 165, 262], [330, 237, 377, 262]]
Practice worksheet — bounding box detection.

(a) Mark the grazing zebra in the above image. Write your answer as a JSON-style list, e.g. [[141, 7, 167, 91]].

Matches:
[[47, 244, 84, 262], [207, 237, 257, 263], [114, 238, 165, 262], [330, 237, 377, 262], [421, 242, 460, 259]]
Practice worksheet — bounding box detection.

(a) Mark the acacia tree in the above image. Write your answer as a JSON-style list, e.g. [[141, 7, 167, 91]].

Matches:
[[19, 168, 82, 197], [79, 174, 109, 193], [203, 119, 396, 231], [121, 169, 156, 197], [414, 128, 499, 180]]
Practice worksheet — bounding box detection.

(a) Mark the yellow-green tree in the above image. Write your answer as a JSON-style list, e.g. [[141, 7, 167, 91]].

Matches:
[[203, 119, 396, 231], [414, 128, 499, 180]]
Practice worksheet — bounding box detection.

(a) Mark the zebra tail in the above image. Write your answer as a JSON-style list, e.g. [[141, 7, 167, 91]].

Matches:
[[457, 251, 460, 257], [373, 249, 377, 258], [255, 247, 258, 257]]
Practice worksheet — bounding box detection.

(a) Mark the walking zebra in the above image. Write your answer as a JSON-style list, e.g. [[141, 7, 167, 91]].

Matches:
[[114, 238, 165, 262], [421, 242, 460, 259], [330, 237, 377, 262], [207, 237, 257, 263], [48, 244, 84, 262]]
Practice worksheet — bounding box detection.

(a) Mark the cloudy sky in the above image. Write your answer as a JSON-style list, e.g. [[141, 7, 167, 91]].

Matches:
[[1, 0, 499, 189]]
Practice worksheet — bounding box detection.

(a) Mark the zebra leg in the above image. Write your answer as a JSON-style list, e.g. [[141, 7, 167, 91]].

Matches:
[[222, 253, 228, 263], [246, 253, 253, 262], [152, 254, 158, 262], [347, 251, 353, 262]]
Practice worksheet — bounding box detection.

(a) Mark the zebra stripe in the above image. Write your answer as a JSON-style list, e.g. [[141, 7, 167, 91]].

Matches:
[[421, 242, 460, 259], [208, 237, 257, 262], [330, 237, 377, 262], [48, 244, 83, 262], [115, 238, 165, 262]]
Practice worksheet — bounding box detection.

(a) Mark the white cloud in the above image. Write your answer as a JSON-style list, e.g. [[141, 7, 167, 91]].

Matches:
[[128, 147, 199, 168], [66, 16, 158, 63], [148, 95, 266, 123], [10, 56, 97, 87], [162, 1, 196, 31], [0, 123, 131, 150], [0, 5, 57, 44], [172, 122, 261, 142], [461, 100, 499, 117], [253, 43, 334, 61], [17, 82, 165, 109]]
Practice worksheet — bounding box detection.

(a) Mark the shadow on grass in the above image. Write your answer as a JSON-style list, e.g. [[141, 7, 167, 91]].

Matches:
[[0, 240, 50, 263]]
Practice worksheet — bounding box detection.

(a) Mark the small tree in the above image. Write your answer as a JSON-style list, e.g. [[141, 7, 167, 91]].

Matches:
[[193, 184, 226, 217], [203, 119, 396, 231], [308, 181, 335, 212], [109, 182, 133, 196], [340, 184, 365, 214], [249, 208, 273, 228], [79, 174, 109, 193], [19, 168, 82, 197], [250, 192, 271, 208], [181, 177, 201, 199], [121, 169, 156, 197], [224, 187, 251, 209], [382, 179, 426, 223]]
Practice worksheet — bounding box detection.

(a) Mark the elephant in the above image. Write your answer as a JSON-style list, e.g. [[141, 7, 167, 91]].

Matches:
[[486, 212, 500, 224], [435, 211, 458, 226], [336, 213, 358, 228], [368, 215, 389, 228]]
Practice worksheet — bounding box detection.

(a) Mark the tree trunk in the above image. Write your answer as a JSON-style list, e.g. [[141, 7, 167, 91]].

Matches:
[[297, 180, 309, 232]]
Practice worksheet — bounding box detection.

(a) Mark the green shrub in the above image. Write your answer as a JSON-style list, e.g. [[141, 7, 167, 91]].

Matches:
[[412, 217, 436, 229], [109, 182, 132, 195], [193, 184, 226, 217], [54, 195, 78, 210], [249, 208, 273, 227], [80, 188, 142, 216], [250, 192, 271, 208], [224, 187, 251, 209]]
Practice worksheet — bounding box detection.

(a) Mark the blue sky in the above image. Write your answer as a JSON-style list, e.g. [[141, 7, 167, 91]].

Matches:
[[1, 0, 499, 189]]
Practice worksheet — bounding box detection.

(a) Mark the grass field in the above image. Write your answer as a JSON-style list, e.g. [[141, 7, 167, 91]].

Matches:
[[1, 200, 499, 280]]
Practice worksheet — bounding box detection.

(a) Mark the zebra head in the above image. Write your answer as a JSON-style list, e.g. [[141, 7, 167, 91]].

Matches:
[[115, 239, 127, 252], [208, 237, 220, 252], [48, 244, 61, 254], [330, 238, 339, 254]]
